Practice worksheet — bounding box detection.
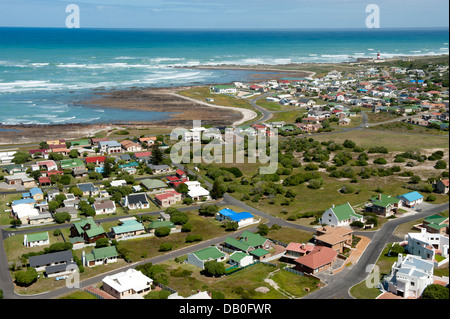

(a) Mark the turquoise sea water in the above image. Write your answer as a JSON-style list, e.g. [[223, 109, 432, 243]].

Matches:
[[0, 27, 448, 125]]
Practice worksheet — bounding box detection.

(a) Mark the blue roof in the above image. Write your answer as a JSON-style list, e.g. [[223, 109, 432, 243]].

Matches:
[[12, 198, 36, 206], [218, 208, 236, 217], [30, 187, 43, 196], [229, 212, 254, 222], [218, 208, 253, 221], [398, 191, 423, 202]]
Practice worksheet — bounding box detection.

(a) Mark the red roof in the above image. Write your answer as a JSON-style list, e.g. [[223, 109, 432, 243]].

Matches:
[[134, 151, 152, 157], [39, 177, 51, 185], [294, 246, 338, 270], [176, 169, 186, 176], [286, 242, 314, 254], [155, 190, 181, 201], [440, 179, 449, 187], [85, 156, 106, 163]]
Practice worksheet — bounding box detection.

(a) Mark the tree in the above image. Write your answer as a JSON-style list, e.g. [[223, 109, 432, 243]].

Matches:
[[15, 267, 38, 287], [202, 260, 225, 277], [181, 222, 193, 232], [257, 224, 269, 236], [69, 187, 83, 197], [95, 237, 110, 248], [198, 204, 218, 217], [159, 243, 173, 252], [68, 149, 79, 158], [53, 212, 71, 224], [176, 183, 189, 195], [210, 180, 226, 199], [150, 142, 164, 165], [12, 152, 30, 164], [421, 284, 449, 299]]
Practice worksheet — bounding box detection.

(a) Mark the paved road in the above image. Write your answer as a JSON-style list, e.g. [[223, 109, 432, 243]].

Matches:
[[303, 202, 449, 299]]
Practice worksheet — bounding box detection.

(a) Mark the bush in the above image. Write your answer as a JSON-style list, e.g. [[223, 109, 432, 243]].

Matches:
[[15, 267, 38, 287], [426, 195, 436, 202], [434, 160, 447, 170], [202, 260, 225, 277], [373, 158, 387, 165], [159, 243, 173, 252], [185, 234, 202, 243], [155, 227, 171, 237]]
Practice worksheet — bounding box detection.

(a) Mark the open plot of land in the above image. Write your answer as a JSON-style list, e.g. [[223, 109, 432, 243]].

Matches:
[[311, 130, 449, 152]]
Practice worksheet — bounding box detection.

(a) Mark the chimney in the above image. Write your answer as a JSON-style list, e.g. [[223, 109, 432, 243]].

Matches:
[[378, 194, 382, 200], [398, 253, 403, 264]]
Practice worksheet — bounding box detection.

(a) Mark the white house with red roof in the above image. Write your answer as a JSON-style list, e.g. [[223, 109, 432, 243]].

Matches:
[[155, 190, 182, 208]]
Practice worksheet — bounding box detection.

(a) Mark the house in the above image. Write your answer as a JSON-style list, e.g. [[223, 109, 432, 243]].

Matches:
[[29, 211, 53, 225], [110, 180, 127, 188], [139, 136, 157, 146], [70, 218, 107, 244], [366, 193, 402, 217], [314, 226, 353, 254], [228, 251, 254, 268], [76, 183, 99, 197], [23, 232, 49, 248], [187, 246, 227, 269], [434, 179, 449, 194], [124, 193, 150, 210], [382, 254, 434, 299], [59, 158, 85, 172], [55, 206, 78, 221], [284, 243, 314, 260], [147, 164, 171, 175], [36, 160, 58, 171], [293, 246, 338, 274], [338, 117, 351, 126], [224, 231, 273, 258], [420, 214, 449, 236], [93, 200, 116, 215], [216, 208, 255, 228], [319, 202, 364, 227], [85, 156, 106, 165], [4, 174, 36, 188], [397, 191, 424, 208], [405, 228, 449, 263], [98, 141, 122, 154], [147, 220, 176, 233], [120, 140, 142, 153], [69, 139, 91, 150], [82, 246, 118, 268], [184, 181, 211, 201], [29, 250, 76, 276], [155, 190, 182, 208], [210, 85, 237, 94], [140, 178, 168, 192], [111, 219, 146, 239], [133, 151, 152, 162], [22, 187, 44, 202], [102, 269, 153, 299], [90, 137, 110, 146], [11, 203, 40, 224]]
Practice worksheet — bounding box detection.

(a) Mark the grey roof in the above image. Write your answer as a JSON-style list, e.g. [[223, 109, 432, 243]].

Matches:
[[126, 193, 149, 205], [77, 183, 98, 193], [45, 262, 78, 275], [29, 250, 73, 268]]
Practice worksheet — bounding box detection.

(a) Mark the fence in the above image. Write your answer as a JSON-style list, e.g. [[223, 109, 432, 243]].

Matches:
[[269, 238, 288, 248], [155, 282, 177, 294], [283, 267, 304, 276]]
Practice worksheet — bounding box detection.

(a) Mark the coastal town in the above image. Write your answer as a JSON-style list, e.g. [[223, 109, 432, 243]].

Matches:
[[0, 54, 448, 301]]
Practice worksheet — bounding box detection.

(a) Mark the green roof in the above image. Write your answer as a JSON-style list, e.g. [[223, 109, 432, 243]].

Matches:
[[427, 223, 447, 231], [250, 248, 270, 257], [26, 232, 48, 242], [225, 237, 251, 252], [331, 202, 362, 222], [60, 158, 85, 169], [73, 218, 105, 238], [229, 251, 249, 262], [370, 194, 401, 208], [240, 231, 268, 247], [112, 220, 145, 234], [212, 85, 236, 89], [424, 215, 447, 225], [141, 179, 168, 190], [85, 246, 118, 262], [193, 246, 225, 261], [70, 139, 90, 146], [147, 220, 175, 229]]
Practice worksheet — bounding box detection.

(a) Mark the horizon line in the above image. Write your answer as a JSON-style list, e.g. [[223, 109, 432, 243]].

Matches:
[[0, 26, 449, 31]]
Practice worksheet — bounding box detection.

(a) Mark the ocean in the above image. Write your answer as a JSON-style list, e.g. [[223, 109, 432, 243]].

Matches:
[[0, 27, 448, 125]]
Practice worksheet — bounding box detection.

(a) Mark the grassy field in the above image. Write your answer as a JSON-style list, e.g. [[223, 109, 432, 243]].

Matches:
[[159, 260, 320, 299], [312, 130, 449, 152]]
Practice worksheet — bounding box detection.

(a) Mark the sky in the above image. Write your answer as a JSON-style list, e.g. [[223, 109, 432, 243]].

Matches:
[[0, 0, 449, 29]]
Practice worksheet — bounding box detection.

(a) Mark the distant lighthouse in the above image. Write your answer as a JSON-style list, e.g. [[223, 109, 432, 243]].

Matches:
[[373, 50, 384, 63], [377, 51, 381, 60]]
